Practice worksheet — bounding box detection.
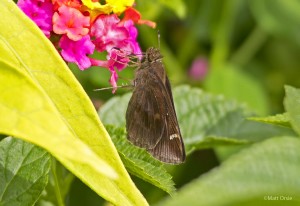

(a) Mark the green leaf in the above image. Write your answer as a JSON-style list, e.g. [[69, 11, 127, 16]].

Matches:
[[156, 137, 300, 206], [0, 2, 147, 205], [106, 126, 176, 195], [99, 93, 131, 127], [0, 137, 51, 206], [99, 86, 248, 153], [174, 86, 295, 153], [248, 113, 291, 128], [204, 64, 268, 115], [173, 86, 251, 153], [136, 0, 186, 22], [250, 0, 300, 45], [190, 135, 249, 151], [284, 86, 300, 136], [100, 85, 294, 155]]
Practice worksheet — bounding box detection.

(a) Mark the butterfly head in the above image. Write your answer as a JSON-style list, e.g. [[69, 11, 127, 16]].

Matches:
[[145, 47, 163, 62]]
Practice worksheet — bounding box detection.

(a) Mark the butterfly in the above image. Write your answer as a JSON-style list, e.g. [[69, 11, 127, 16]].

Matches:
[[126, 47, 185, 164]]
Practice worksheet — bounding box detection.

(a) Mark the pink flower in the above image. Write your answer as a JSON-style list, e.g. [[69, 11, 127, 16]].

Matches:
[[109, 70, 118, 93], [189, 57, 208, 80], [90, 14, 142, 92], [91, 15, 141, 55], [107, 48, 130, 71], [91, 14, 128, 52], [122, 20, 142, 55], [90, 48, 130, 93], [53, 5, 90, 41], [17, 0, 54, 37], [59, 35, 95, 70]]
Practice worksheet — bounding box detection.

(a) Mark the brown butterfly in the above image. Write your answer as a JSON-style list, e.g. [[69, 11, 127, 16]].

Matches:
[[126, 47, 185, 164]]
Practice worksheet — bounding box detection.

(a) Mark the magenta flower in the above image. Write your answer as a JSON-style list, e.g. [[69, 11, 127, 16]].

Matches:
[[90, 48, 130, 93], [122, 20, 142, 55], [189, 57, 209, 80], [17, 0, 54, 37], [90, 15, 141, 54], [90, 14, 128, 52], [53, 5, 90, 41], [59, 35, 95, 70], [90, 14, 141, 90], [109, 70, 118, 93], [107, 49, 131, 93], [107, 48, 130, 71]]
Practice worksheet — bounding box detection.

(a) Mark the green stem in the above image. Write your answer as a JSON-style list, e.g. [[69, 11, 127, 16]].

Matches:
[[230, 26, 268, 66], [210, 0, 241, 70], [52, 159, 65, 206]]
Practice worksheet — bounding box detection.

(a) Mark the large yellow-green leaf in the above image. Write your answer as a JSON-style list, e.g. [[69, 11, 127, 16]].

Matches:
[[0, 1, 147, 205]]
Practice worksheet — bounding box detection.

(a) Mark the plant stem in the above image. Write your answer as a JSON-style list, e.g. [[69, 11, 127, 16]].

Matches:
[[52, 159, 65, 206], [230, 26, 268, 66], [210, 0, 241, 70]]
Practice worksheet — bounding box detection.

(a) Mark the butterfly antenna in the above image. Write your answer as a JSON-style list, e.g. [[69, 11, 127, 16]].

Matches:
[[93, 83, 133, 92]]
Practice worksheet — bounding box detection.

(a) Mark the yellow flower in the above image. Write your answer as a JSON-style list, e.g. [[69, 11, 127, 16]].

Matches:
[[82, 0, 134, 15], [81, 0, 112, 14], [106, 0, 134, 15]]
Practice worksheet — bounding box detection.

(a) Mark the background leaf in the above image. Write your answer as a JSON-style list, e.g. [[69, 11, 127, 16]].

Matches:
[[158, 0, 186, 19], [284, 86, 300, 136], [0, 137, 50, 206], [99, 93, 131, 127], [204, 64, 268, 115], [106, 126, 176, 195], [248, 113, 291, 128], [156, 137, 300, 206], [100, 85, 294, 155], [250, 0, 300, 46], [0, 1, 147, 205]]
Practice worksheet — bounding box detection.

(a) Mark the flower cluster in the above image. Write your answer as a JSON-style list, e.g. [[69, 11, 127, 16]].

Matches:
[[17, 0, 155, 92]]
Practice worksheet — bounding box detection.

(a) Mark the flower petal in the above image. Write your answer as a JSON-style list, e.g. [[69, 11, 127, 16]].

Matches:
[[105, 0, 134, 15], [53, 5, 90, 41], [59, 35, 95, 70], [18, 0, 54, 37]]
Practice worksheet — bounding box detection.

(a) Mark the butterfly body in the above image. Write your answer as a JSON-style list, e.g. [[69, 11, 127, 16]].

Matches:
[[126, 47, 185, 164]]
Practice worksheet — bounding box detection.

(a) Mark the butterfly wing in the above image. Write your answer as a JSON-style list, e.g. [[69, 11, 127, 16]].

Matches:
[[126, 65, 185, 164], [126, 77, 166, 149], [148, 76, 185, 164]]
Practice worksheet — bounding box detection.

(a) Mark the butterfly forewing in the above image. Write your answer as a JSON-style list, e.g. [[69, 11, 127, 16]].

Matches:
[[126, 47, 185, 164], [126, 83, 166, 148]]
